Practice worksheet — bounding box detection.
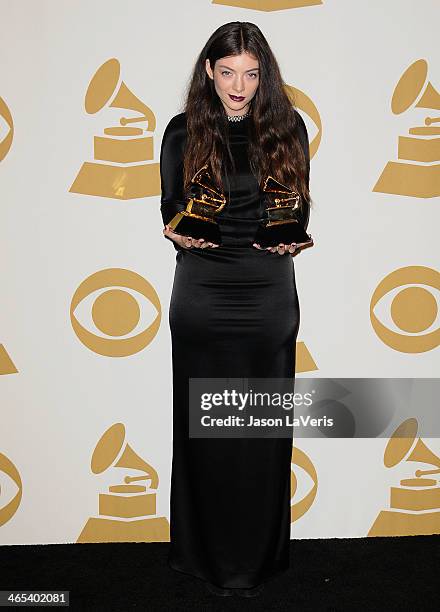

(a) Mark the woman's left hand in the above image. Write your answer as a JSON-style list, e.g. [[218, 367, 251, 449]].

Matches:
[[253, 242, 299, 255]]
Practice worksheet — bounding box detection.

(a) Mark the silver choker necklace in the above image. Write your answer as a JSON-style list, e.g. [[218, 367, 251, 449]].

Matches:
[[227, 111, 251, 122]]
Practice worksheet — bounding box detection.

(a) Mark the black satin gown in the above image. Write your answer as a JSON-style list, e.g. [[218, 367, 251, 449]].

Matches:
[[160, 110, 310, 589]]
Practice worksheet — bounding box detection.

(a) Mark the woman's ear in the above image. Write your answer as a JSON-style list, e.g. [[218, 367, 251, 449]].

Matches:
[[205, 58, 214, 80]]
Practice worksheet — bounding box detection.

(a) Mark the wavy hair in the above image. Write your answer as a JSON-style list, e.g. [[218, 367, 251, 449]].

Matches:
[[182, 21, 311, 208]]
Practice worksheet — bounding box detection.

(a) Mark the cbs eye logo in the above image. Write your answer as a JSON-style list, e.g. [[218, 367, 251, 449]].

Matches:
[[0, 453, 22, 527], [291, 447, 318, 523], [70, 268, 161, 356], [370, 266, 440, 353], [0, 96, 14, 162]]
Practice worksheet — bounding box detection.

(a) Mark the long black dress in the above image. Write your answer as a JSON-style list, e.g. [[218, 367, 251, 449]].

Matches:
[[160, 110, 310, 589]]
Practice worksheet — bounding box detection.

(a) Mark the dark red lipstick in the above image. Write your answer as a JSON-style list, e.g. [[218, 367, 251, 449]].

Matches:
[[229, 94, 245, 101]]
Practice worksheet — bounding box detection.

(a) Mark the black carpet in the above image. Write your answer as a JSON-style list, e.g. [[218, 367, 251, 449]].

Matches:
[[1, 535, 438, 610]]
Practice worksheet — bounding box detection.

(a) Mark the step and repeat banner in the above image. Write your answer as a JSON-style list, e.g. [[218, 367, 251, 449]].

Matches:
[[1, 0, 439, 545]]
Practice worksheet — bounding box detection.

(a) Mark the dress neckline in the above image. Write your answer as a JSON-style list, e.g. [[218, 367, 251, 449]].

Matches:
[[227, 115, 251, 130], [227, 113, 251, 121]]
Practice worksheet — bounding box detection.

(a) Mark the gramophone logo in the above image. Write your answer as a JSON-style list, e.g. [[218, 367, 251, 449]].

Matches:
[[0, 344, 18, 375], [291, 447, 318, 522], [78, 423, 169, 543], [212, 0, 323, 10], [70, 58, 160, 200], [0, 96, 14, 162], [296, 342, 318, 373], [373, 59, 439, 198], [0, 453, 22, 527], [370, 266, 440, 353], [369, 418, 440, 536], [70, 268, 161, 357]]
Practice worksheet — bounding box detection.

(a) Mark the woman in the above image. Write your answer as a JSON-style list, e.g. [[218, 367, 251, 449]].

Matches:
[[160, 21, 312, 598]]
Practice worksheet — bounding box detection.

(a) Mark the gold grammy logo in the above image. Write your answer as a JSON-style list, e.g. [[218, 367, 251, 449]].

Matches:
[[291, 447, 318, 522], [295, 342, 318, 373], [0, 96, 13, 162], [78, 423, 169, 543], [70, 58, 160, 200], [0, 452, 22, 526], [0, 344, 18, 375], [369, 418, 440, 536], [370, 266, 440, 353], [374, 59, 439, 198], [212, 0, 323, 10]]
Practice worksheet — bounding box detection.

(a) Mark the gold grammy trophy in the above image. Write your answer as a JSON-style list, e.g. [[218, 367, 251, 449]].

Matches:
[[373, 59, 440, 198], [167, 163, 226, 243], [70, 58, 160, 199], [77, 423, 169, 543], [369, 418, 440, 536], [253, 175, 313, 248]]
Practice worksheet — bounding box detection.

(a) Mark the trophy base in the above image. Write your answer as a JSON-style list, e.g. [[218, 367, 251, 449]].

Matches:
[[77, 515, 170, 543], [168, 212, 222, 244], [70, 161, 160, 199], [373, 160, 439, 198], [368, 509, 440, 537], [254, 221, 311, 248]]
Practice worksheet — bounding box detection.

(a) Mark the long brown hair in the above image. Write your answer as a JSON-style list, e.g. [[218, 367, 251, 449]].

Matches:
[[183, 21, 311, 208]]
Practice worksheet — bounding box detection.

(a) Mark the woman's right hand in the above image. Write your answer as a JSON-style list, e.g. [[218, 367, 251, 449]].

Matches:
[[163, 225, 220, 249]]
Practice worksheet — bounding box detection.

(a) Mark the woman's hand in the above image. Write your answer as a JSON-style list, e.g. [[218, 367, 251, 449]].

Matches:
[[163, 225, 220, 249], [253, 242, 299, 255], [253, 238, 314, 256]]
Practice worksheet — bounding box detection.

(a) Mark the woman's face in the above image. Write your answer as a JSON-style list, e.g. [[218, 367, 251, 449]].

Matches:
[[205, 52, 259, 116]]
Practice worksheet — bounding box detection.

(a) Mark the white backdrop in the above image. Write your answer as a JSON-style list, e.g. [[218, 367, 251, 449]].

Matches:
[[1, 0, 439, 545]]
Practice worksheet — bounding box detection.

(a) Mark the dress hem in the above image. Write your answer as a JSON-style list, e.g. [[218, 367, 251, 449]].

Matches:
[[166, 551, 289, 590]]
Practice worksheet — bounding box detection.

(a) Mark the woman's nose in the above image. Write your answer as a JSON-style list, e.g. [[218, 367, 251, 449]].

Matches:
[[232, 78, 245, 93]]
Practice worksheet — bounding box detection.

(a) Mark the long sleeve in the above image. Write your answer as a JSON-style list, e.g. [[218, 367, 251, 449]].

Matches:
[[293, 109, 311, 231], [159, 113, 188, 251]]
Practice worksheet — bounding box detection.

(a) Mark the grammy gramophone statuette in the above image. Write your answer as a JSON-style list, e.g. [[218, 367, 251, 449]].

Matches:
[[254, 175, 313, 248], [373, 58, 439, 198], [368, 417, 440, 537], [167, 164, 226, 244], [70, 58, 160, 200], [77, 423, 169, 543]]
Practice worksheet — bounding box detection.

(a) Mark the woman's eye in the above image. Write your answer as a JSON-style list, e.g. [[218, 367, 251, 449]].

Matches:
[[221, 71, 231, 76], [248, 73, 258, 79]]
